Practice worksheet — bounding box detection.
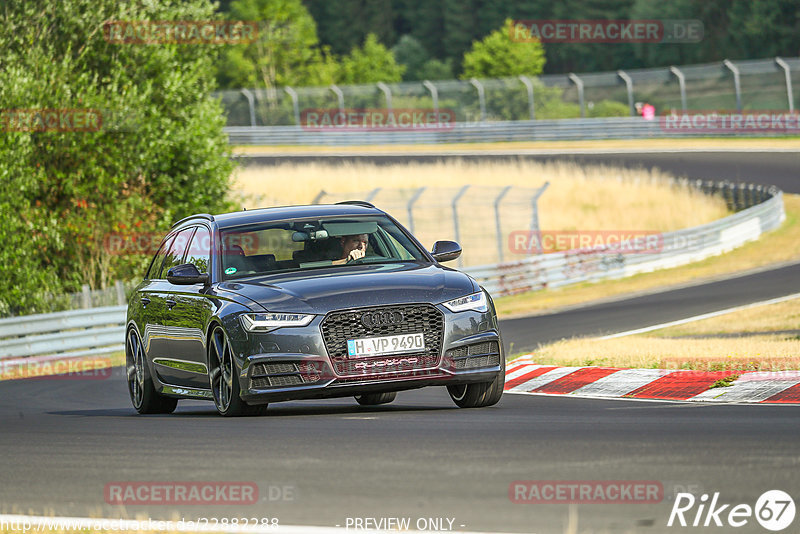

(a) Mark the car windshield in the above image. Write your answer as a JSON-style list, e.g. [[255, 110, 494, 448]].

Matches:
[[219, 215, 427, 280]]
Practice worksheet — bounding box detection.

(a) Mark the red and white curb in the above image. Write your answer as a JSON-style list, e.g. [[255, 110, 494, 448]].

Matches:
[[505, 357, 800, 403]]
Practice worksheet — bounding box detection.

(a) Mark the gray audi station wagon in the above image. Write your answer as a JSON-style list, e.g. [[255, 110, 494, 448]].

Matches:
[[126, 202, 505, 416]]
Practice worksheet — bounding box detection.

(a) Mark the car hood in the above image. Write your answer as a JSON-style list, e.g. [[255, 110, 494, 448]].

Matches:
[[217, 262, 478, 314]]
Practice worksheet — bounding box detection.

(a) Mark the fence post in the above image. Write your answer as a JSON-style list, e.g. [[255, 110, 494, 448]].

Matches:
[[775, 57, 794, 113], [329, 84, 345, 116], [494, 186, 512, 263], [81, 284, 91, 309], [115, 280, 126, 306], [527, 182, 550, 255], [365, 188, 381, 202], [284, 86, 301, 126], [311, 190, 327, 204], [723, 59, 742, 112], [669, 66, 688, 112], [452, 186, 470, 267], [240, 89, 257, 127], [518, 75, 535, 120], [406, 187, 426, 234], [422, 80, 439, 119], [568, 73, 585, 118], [377, 82, 392, 111], [469, 78, 486, 122], [617, 70, 635, 117]]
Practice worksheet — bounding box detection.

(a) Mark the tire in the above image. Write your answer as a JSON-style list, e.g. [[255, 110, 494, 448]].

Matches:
[[126, 328, 178, 414], [447, 358, 505, 408], [355, 392, 397, 406], [208, 325, 267, 417]]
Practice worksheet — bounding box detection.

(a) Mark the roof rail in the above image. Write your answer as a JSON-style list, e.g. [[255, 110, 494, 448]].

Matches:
[[171, 213, 215, 228], [335, 200, 376, 209]]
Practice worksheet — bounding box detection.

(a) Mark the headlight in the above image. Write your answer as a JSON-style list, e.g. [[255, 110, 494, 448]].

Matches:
[[240, 313, 315, 332], [442, 291, 488, 313]]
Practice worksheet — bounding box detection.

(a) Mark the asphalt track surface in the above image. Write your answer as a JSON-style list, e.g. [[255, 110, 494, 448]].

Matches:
[[1, 151, 798, 533]]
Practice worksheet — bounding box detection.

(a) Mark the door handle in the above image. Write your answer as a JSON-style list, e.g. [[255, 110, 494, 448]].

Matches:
[[165, 299, 177, 310], [140, 297, 151, 306]]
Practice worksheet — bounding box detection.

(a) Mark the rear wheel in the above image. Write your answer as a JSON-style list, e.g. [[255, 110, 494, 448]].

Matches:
[[355, 392, 397, 406], [447, 359, 505, 408], [126, 328, 178, 414], [209, 325, 266, 417]]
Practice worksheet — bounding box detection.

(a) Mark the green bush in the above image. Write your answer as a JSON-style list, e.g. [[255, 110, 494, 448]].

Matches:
[[0, 0, 236, 316]]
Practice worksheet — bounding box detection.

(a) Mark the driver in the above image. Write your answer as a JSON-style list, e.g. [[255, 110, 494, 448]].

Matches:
[[332, 233, 368, 265]]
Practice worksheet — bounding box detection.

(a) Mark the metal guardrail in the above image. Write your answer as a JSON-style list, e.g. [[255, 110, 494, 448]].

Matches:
[[0, 306, 126, 361], [0, 181, 785, 361], [224, 115, 796, 145], [465, 184, 785, 297]]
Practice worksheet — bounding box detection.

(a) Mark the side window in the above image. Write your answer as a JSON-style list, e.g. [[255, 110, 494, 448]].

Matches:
[[145, 235, 174, 280], [160, 227, 195, 278], [185, 226, 211, 274]]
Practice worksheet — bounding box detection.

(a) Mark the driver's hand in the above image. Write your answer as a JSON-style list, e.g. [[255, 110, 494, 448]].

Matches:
[[347, 248, 366, 262]]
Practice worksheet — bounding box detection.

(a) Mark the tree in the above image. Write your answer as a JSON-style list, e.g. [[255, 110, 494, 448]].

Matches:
[[337, 34, 405, 84], [216, 0, 338, 90], [0, 0, 235, 316], [461, 19, 546, 79]]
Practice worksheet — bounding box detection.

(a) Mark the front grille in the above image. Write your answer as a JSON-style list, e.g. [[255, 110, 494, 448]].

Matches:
[[320, 304, 444, 376], [250, 361, 324, 389], [447, 341, 501, 370]]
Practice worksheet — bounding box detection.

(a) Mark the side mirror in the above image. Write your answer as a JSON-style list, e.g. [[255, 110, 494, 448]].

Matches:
[[431, 240, 462, 262], [167, 263, 210, 286]]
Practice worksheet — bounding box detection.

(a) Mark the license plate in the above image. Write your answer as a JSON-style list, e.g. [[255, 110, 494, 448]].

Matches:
[[347, 333, 425, 358]]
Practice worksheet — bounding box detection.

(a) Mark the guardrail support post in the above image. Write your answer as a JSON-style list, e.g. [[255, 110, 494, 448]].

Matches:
[[494, 186, 512, 262], [775, 57, 794, 113], [452, 186, 470, 267], [568, 73, 585, 118], [527, 182, 550, 255], [723, 59, 742, 112], [284, 86, 301, 126], [81, 285, 91, 309], [240, 89, 257, 127], [365, 188, 381, 202], [329, 84, 345, 116], [407, 187, 426, 234], [617, 70, 635, 117], [377, 82, 393, 111], [518, 75, 535, 120], [469, 78, 487, 122], [115, 281, 126, 306], [669, 66, 687, 111], [422, 80, 439, 120]]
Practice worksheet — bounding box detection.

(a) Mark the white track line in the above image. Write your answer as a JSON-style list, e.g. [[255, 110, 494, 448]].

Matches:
[[0, 514, 505, 534], [599, 292, 800, 339]]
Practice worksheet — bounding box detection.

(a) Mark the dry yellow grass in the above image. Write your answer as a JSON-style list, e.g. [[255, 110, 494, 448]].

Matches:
[[528, 335, 800, 371], [232, 160, 727, 232], [649, 296, 800, 338], [497, 194, 800, 317]]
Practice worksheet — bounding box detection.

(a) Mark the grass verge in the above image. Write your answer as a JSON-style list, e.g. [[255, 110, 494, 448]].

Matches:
[[515, 295, 800, 371], [496, 194, 800, 317]]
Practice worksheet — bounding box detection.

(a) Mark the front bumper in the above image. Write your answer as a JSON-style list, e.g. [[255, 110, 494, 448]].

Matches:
[[233, 304, 503, 405]]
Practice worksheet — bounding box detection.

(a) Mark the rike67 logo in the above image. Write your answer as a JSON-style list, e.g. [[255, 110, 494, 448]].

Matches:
[[668, 490, 795, 531]]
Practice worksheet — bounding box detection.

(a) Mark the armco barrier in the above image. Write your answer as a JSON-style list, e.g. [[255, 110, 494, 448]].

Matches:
[[0, 183, 784, 360], [465, 185, 785, 297], [0, 306, 126, 361]]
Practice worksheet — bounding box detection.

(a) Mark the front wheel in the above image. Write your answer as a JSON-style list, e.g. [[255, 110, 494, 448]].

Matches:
[[355, 392, 397, 406], [208, 325, 266, 417], [126, 328, 178, 414], [447, 361, 505, 408]]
